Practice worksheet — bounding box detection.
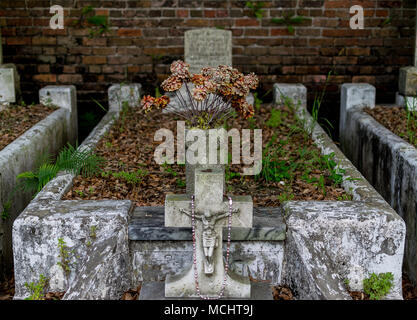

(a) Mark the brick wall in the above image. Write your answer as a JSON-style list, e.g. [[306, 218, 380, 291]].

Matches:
[[0, 0, 415, 138]]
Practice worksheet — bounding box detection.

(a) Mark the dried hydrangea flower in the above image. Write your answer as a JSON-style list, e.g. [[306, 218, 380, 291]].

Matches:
[[161, 75, 183, 92], [244, 73, 259, 90], [242, 102, 255, 119], [212, 68, 231, 84], [201, 67, 215, 78], [232, 76, 250, 97], [145, 60, 258, 127], [154, 95, 170, 109], [217, 83, 233, 97], [141, 95, 155, 112], [192, 86, 208, 101], [229, 68, 242, 83], [191, 74, 207, 86], [231, 97, 245, 111], [204, 80, 216, 93], [170, 60, 190, 80]]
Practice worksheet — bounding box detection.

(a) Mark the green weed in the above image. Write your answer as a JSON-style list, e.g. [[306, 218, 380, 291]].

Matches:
[[176, 178, 186, 188], [57, 238, 75, 277], [245, 1, 265, 19], [24, 274, 48, 300], [112, 169, 148, 185], [363, 272, 394, 300], [271, 14, 309, 34]]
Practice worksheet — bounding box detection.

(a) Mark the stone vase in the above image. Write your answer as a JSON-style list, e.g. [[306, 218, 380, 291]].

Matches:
[[184, 128, 226, 195]]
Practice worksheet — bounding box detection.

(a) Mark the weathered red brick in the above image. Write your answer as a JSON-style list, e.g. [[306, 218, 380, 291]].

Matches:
[[37, 65, 50, 73], [33, 74, 57, 82], [32, 37, 56, 45], [83, 37, 107, 46], [176, 9, 189, 18], [117, 28, 142, 37], [58, 74, 83, 84], [235, 18, 260, 27], [7, 37, 31, 45], [83, 56, 107, 65]]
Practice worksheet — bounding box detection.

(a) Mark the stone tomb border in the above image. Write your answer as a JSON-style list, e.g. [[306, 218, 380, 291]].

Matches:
[[12, 83, 406, 300]]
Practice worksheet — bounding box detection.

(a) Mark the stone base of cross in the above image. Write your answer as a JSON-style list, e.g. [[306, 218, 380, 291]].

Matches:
[[164, 167, 253, 298]]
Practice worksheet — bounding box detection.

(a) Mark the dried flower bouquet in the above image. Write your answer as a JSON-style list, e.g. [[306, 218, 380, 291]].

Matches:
[[140, 60, 259, 129]]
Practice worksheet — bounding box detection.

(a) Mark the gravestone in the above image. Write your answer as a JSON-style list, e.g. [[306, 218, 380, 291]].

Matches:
[[0, 29, 20, 107], [164, 167, 253, 298], [397, 3, 417, 111], [0, 65, 20, 107], [165, 28, 254, 111], [185, 28, 232, 74]]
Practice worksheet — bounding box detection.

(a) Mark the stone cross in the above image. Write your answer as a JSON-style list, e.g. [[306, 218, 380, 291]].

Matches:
[[164, 167, 253, 298]]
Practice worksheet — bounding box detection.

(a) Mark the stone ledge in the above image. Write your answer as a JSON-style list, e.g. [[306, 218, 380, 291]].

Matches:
[[139, 281, 273, 300], [129, 206, 286, 241], [1, 85, 78, 279], [341, 100, 417, 285]]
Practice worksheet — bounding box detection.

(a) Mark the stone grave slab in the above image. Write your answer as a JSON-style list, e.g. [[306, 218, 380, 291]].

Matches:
[[0, 64, 20, 106], [139, 281, 273, 300], [399, 66, 417, 97]]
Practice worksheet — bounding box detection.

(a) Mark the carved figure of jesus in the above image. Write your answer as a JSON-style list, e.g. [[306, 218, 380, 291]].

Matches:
[[180, 208, 239, 274]]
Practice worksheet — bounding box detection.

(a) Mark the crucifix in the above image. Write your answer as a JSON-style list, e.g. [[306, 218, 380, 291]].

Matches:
[[164, 167, 253, 298]]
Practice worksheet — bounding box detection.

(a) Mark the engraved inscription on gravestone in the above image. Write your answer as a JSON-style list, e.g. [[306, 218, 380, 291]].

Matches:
[[185, 28, 232, 74]]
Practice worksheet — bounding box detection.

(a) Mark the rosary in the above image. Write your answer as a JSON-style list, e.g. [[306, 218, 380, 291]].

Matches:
[[190, 194, 234, 300]]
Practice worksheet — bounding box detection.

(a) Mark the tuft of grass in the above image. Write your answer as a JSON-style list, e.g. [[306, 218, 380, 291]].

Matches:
[[405, 98, 417, 147], [1, 201, 11, 220], [176, 178, 186, 188], [161, 162, 178, 177], [112, 169, 148, 186], [266, 108, 286, 128]]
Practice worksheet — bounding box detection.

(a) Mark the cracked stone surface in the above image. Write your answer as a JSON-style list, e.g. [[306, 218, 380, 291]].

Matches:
[[13, 199, 132, 300], [1, 86, 77, 281], [282, 201, 405, 300], [340, 83, 417, 285]]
